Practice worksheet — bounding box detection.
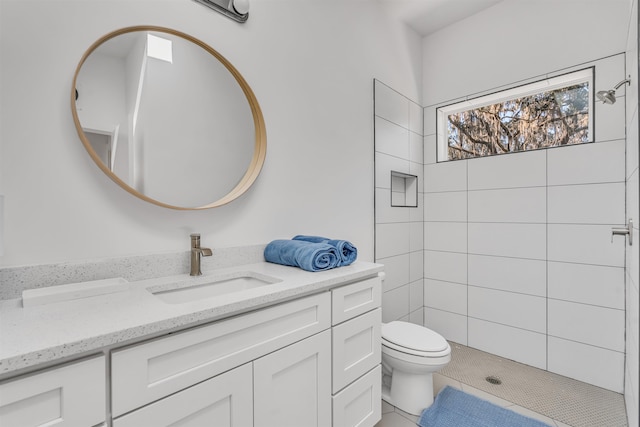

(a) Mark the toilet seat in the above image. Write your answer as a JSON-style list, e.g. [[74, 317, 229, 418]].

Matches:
[[381, 321, 449, 357]]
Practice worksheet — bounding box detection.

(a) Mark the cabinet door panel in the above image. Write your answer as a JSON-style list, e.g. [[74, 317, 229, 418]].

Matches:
[[0, 356, 105, 427], [332, 308, 381, 392], [113, 363, 252, 427], [254, 330, 331, 427], [332, 276, 381, 325], [112, 292, 330, 416]]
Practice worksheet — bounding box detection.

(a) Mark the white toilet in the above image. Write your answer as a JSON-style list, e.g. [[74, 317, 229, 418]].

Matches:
[[381, 321, 451, 415]]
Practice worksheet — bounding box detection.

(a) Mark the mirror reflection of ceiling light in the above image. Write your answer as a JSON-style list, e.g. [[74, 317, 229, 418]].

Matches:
[[192, 0, 250, 23], [147, 34, 173, 63]]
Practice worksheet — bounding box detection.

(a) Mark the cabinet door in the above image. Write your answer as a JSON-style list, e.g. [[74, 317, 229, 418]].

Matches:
[[254, 330, 331, 427], [113, 363, 252, 427], [0, 356, 105, 427]]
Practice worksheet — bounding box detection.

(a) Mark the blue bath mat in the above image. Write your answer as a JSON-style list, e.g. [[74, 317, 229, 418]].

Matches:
[[418, 386, 553, 427]]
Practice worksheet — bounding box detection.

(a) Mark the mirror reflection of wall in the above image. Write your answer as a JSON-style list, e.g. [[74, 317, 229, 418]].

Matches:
[[73, 27, 264, 209]]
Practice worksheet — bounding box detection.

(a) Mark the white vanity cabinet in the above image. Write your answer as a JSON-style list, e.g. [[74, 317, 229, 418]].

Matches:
[[1, 268, 383, 427], [0, 355, 106, 427]]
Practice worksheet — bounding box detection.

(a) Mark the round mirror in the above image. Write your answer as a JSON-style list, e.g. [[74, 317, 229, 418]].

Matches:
[[71, 26, 266, 209]]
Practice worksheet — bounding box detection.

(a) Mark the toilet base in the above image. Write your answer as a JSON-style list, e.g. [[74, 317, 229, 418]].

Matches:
[[382, 370, 435, 416]]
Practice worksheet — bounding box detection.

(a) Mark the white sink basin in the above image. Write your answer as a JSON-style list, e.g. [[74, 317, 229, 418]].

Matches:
[[150, 273, 281, 304]]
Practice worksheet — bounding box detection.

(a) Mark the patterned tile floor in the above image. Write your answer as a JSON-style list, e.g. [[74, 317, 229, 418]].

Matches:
[[375, 342, 628, 427]]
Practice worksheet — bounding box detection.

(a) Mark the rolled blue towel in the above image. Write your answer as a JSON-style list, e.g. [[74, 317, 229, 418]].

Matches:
[[264, 240, 340, 272], [292, 235, 358, 266]]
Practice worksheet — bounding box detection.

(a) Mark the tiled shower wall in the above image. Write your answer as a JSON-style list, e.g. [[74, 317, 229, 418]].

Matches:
[[375, 53, 630, 394], [422, 54, 627, 393], [374, 80, 424, 326], [624, 0, 639, 424]]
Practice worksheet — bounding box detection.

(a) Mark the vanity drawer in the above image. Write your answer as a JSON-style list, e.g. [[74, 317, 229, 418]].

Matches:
[[111, 292, 330, 417], [332, 308, 381, 393], [0, 355, 106, 427], [332, 275, 381, 325], [333, 365, 382, 427]]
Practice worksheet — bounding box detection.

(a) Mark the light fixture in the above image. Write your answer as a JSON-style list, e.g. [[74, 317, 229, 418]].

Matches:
[[192, 0, 250, 23], [596, 78, 631, 104]]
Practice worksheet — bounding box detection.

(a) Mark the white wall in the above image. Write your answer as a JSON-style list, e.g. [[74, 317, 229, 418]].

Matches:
[[420, 0, 631, 394], [624, 0, 639, 425], [0, 0, 422, 267]]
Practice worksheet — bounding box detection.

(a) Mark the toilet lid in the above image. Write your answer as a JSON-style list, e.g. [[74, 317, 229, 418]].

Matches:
[[382, 321, 448, 353]]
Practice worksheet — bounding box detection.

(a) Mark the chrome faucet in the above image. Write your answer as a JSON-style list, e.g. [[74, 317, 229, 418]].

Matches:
[[190, 233, 213, 276]]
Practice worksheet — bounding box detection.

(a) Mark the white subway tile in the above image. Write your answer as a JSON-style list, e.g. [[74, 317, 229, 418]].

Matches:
[[425, 191, 467, 222], [424, 250, 467, 284], [382, 284, 410, 323], [468, 318, 546, 370], [410, 131, 423, 164], [376, 188, 410, 224], [425, 308, 467, 345], [410, 160, 423, 194], [548, 336, 624, 392], [548, 183, 625, 224], [409, 250, 423, 283], [548, 299, 625, 352], [375, 116, 409, 159], [375, 152, 410, 189], [548, 262, 624, 309], [425, 160, 467, 193], [468, 255, 546, 297], [595, 96, 626, 142], [547, 140, 625, 185], [547, 224, 625, 267], [424, 134, 437, 165], [378, 254, 410, 292], [410, 222, 424, 252], [424, 279, 467, 315], [409, 101, 423, 135], [410, 279, 424, 312], [467, 150, 546, 190], [409, 307, 425, 326], [468, 223, 546, 260], [468, 287, 546, 333], [375, 80, 409, 128], [409, 193, 424, 223], [425, 222, 466, 253], [468, 187, 546, 223], [375, 222, 410, 259], [424, 106, 436, 136]]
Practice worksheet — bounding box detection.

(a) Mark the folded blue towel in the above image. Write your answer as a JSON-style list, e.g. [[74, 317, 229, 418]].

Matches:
[[264, 240, 340, 272], [292, 235, 357, 266]]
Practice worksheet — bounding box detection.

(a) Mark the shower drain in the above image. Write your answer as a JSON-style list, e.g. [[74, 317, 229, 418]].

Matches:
[[485, 375, 502, 385]]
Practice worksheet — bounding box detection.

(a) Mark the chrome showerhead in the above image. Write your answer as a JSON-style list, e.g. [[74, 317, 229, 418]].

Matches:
[[597, 78, 631, 105], [596, 89, 617, 104]]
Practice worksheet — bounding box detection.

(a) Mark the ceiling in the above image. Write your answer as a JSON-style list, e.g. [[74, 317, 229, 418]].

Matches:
[[380, 0, 504, 36]]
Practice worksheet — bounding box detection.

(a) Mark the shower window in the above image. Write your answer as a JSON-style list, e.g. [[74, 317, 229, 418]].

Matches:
[[436, 68, 593, 162]]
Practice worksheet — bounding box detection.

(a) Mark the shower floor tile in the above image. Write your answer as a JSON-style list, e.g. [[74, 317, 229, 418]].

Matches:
[[375, 342, 628, 427], [438, 342, 628, 427]]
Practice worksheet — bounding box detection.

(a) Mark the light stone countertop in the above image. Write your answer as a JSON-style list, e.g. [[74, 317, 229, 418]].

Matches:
[[0, 261, 383, 378]]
